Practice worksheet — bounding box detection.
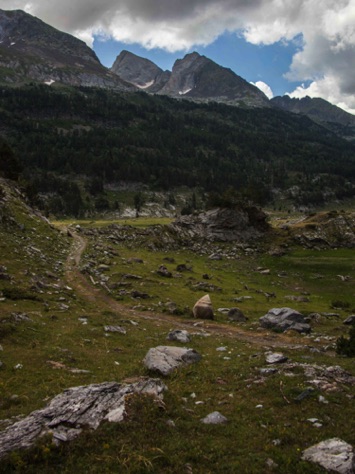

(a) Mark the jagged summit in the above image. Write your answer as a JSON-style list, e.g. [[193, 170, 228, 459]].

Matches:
[[111, 50, 170, 92], [111, 50, 270, 107], [0, 8, 135, 90], [0, 8, 353, 128]]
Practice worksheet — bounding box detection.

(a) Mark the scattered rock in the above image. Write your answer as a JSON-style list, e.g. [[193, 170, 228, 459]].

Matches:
[[259, 368, 278, 375], [176, 264, 192, 272], [156, 265, 172, 278], [201, 411, 228, 424], [0, 378, 166, 459], [163, 301, 181, 315], [233, 296, 253, 302], [266, 458, 279, 469], [344, 315, 355, 325], [294, 388, 314, 402], [104, 326, 127, 334], [322, 313, 341, 319], [269, 247, 286, 256], [265, 352, 288, 364], [167, 330, 191, 343], [193, 294, 214, 320], [302, 438, 355, 474], [257, 268, 270, 274], [259, 307, 311, 334], [131, 290, 150, 299], [285, 295, 310, 303], [122, 274, 143, 280], [143, 346, 201, 376], [191, 282, 222, 292], [10, 312, 32, 323], [209, 253, 223, 260], [98, 264, 110, 271], [228, 307, 248, 322], [127, 258, 144, 264], [282, 362, 355, 392]]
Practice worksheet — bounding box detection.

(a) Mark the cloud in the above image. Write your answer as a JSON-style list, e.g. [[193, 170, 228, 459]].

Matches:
[[0, 0, 354, 112], [251, 81, 273, 99]]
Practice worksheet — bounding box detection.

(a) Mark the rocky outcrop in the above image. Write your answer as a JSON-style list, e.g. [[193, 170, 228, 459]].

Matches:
[[288, 211, 355, 249], [302, 438, 355, 474], [259, 307, 311, 334], [171, 207, 269, 242], [0, 378, 166, 459]]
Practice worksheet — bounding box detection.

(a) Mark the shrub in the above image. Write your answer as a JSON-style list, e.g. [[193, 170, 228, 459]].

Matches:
[[336, 324, 355, 357], [331, 300, 350, 309]]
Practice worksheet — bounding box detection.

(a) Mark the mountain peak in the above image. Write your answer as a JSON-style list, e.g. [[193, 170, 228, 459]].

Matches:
[[157, 51, 269, 106], [111, 49, 269, 107], [111, 50, 170, 91], [0, 8, 135, 90]]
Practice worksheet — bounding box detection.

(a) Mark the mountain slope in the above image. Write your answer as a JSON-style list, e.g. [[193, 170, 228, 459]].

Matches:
[[0, 9, 135, 90], [1, 84, 354, 214], [271, 95, 355, 140], [111, 51, 270, 108]]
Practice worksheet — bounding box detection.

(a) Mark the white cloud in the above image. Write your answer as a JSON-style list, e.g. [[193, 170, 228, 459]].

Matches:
[[0, 0, 354, 112], [251, 81, 273, 99]]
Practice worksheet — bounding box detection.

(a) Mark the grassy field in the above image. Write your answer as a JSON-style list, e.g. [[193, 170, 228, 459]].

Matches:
[[0, 213, 354, 473]]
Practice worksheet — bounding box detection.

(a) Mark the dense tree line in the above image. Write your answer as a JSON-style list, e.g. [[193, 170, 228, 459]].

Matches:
[[0, 84, 354, 214]]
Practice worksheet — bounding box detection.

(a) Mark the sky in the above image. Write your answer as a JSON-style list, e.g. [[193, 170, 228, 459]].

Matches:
[[2, 0, 355, 113]]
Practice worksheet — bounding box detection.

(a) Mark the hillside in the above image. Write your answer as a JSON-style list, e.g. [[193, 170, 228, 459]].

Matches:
[[0, 84, 354, 217]]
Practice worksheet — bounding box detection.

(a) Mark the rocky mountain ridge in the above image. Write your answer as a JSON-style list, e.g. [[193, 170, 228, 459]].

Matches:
[[271, 95, 355, 139], [0, 8, 354, 132], [111, 50, 269, 108], [0, 9, 134, 90]]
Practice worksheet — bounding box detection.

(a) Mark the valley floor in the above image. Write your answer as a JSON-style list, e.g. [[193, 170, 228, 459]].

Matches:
[[0, 215, 354, 473]]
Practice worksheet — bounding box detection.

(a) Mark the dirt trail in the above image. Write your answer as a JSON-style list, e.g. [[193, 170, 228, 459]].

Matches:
[[64, 230, 311, 349]]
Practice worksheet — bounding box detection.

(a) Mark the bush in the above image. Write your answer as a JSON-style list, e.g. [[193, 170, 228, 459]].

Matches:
[[331, 300, 351, 309], [2, 287, 42, 301], [336, 324, 355, 357]]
